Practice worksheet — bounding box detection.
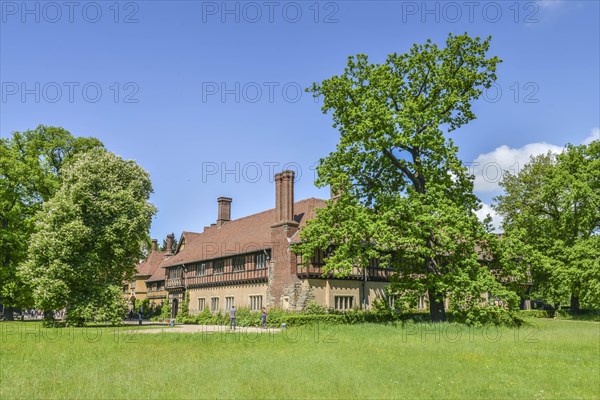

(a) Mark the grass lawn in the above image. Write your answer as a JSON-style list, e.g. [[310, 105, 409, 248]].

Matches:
[[1, 318, 598, 399]]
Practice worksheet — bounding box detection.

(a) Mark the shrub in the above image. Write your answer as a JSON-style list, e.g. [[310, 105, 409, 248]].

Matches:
[[519, 309, 553, 318], [159, 300, 171, 321], [303, 302, 328, 315], [451, 305, 523, 327], [65, 286, 127, 326]]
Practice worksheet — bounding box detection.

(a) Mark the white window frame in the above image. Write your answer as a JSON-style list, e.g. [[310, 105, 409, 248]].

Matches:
[[255, 253, 267, 270], [249, 295, 263, 311], [334, 295, 354, 311], [225, 296, 234, 310], [211, 297, 220, 312]]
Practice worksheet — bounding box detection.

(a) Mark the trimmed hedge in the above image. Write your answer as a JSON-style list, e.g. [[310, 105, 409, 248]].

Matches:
[[170, 307, 431, 327], [519, 310, 554, 318], [518, 309, 600, 321]]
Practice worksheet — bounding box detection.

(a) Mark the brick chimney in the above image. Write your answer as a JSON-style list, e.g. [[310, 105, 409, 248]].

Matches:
[[151, 239, 158, 252], [330, 185, 342, 201], [217, 197, 232, 227], [274, 170, 296, 224], [165, 233, 175, 256], [269, 170, 300, 309]]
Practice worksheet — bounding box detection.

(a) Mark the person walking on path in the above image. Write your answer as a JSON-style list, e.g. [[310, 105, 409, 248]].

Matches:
[[229, 305, 237, 331], [261, 308, 267, 329]]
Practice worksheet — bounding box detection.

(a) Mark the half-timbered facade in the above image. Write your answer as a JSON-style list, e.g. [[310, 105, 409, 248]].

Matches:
[[153, 170, 395, 316]]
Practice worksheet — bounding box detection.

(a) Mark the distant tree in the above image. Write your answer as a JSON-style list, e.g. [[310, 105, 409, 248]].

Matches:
[[495, 141, 600, 310], [20, 148, 156, 326], [0, 126, 103, 319], [295, 34, 520, 323]]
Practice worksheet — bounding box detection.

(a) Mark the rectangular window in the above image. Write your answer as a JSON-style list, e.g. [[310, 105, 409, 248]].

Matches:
[[334, 296, 354, 311], [249, 295, 263, 311], [311, 249, 325, 266], [214, 260, 224, 275], [197, 263, 206, 276], [225, 296, 234, 310], [211, 297, 219, 312], [232, 256, 245, 272], [369, 258, 380, 268], [198, 298, 206, 311], [255, 253, 267, 270], [388, 294, 398, 309], [417, 295, 426, 311]]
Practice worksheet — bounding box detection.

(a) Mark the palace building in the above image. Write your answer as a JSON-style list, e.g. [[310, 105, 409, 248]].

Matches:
[[129, 170, 395, 317]]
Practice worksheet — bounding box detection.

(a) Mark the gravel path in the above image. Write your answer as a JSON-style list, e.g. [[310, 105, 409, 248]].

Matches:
[[125, 324, 281, 334]]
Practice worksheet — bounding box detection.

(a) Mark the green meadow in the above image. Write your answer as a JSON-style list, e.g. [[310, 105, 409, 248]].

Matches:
[[1, 319, 598, 399]]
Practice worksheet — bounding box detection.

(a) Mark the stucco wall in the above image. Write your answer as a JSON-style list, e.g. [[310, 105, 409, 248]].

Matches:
[[305, 279, 389, 309], [188, 283, 268, 313]]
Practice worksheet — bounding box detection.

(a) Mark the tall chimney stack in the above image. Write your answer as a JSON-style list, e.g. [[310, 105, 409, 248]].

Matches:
[[275, 170, 295, 223], [165, 233, 174, 256], [217, 197, 232, 227], [151, 239, 158, 252]]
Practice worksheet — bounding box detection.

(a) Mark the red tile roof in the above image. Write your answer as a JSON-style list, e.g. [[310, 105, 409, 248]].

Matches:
[[135, 250, 168, 277], [161, 197, 326, 268], [145, 256, 172, 282]]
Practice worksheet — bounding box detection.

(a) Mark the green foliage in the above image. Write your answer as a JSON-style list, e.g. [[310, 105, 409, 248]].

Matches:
[[0, 125, 103, 310], [159, 300, 171, 321], [450, 305, 523, 327], [519, 309, 553, 318], [64, 285, 127, 326], [194, 307, 228, 325], [295, 34, 518, 324], [180, 292, 190, 319], [495, 141, 600, 309], [19, 148, 156, 325], [136, 298, 160, 319], [183, 307, 438, 327], [303, 302, 328, 315]]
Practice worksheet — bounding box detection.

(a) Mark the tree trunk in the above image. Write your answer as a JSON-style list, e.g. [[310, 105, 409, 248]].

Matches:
[[570, 295, 580, 313], [428, 288, 446, 322], [3, 306, 14, 321]]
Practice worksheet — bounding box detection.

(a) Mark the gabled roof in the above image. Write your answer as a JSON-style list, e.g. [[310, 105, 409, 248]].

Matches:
[[161, 197, 326, 268], [145, 256, 171, 282], [176, 231, 202, 253], [135, 250, 168, 277]]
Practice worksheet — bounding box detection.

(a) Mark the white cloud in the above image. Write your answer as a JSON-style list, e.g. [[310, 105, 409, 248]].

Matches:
[[475, 203, 503, 232], [583, 127, 600, 145], [469, 127, 598, 193], [469, 142, 563, 193]]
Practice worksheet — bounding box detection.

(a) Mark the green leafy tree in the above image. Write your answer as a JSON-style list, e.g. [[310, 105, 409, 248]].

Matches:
[[494, 141, 600, 310], [0, 126, 102, 319], [295, 34, 520, 323], [19, 148, 156, 326]]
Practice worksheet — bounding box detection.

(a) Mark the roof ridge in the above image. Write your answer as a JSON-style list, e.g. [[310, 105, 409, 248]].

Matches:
[[218, 197, 326, 227]]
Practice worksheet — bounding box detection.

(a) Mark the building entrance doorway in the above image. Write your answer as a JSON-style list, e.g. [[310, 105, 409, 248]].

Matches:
[[171, 298, 178, 319]]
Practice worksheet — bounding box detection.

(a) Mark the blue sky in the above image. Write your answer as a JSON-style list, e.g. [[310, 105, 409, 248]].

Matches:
[[1, 0, 599, 238]]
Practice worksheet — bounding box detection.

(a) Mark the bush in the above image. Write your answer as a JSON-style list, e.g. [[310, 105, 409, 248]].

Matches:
[[65, 286, 127, 326], [303, 302, 328, 315], [451, 305, 523, 327], [159, 300, 171, 321], [556, 309, 600, 321]]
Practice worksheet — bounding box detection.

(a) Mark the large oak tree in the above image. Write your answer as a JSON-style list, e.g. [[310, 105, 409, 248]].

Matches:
[[295, 34, 520, 323]]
